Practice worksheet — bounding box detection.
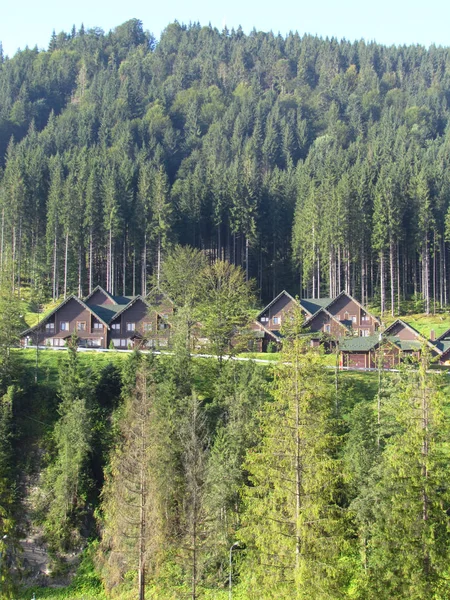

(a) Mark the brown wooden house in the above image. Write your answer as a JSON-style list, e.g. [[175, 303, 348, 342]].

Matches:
[[21, 295, 112, 349], [340, 319, 438, 369], [253, 290, 380, 351], [21, 285, 174, 351]]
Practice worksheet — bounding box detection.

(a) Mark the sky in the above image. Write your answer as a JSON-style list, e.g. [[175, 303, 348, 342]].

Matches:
[[2, 0, 450, 58]]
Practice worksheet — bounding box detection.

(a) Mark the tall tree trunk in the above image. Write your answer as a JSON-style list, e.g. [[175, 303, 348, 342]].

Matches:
[[424, 237, 430, 315], [64, 230, 69, 300], [133, 248, 136, 297], [53, 229, 58, 300], [390, 240, 395, 317], [89, 231, 93, 295], [142, 233, 147, 297], [157, 234, 161, 289], [245, 236, 249, 282], [123, 236, 126, 297], [380, 250, 385, 316]]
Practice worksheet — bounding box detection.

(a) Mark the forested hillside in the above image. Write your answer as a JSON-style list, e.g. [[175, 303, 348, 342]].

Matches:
[[2, 19, 450, 311]]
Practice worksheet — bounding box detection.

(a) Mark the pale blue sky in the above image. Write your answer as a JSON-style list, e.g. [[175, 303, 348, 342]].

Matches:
[[2, 0, 449, 58]]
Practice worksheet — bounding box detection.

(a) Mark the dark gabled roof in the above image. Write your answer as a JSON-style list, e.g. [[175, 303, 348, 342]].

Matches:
[[383, 318, 422, 338], [436, 327, 450, 342], [84, 285, 134, 306], [109, 295, 150, 323], [21, 295, 111, 336], [256, 290, 298, 319], [299, 297, 332, 316], [302, 307, 350, 332], [324, 290, 381, 323], [339, 335, 382, 352], [88, 303, 128, 325], [434, 339, 450, 356]]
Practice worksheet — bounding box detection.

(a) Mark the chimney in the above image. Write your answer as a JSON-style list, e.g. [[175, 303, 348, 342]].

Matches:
[[430, 329, 436, 342]]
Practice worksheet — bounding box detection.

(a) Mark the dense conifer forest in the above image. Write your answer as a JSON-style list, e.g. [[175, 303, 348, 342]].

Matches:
[[2, 19, 450, 311], [3, 19, 450, 599]]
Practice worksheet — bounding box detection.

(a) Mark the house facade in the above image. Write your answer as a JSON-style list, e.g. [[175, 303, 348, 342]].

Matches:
[[253, 290, 380, 349], [21, 286, 173, 350]]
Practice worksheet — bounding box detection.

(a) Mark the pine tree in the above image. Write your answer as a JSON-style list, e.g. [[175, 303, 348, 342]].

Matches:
[[362, 353, 450, 599], [99, 356, 167, 599], [41, 341, 93, 551], [241, 332, 349, 599]]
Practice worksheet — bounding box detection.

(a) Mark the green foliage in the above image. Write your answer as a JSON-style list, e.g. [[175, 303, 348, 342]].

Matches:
[[40, 345, 94, 551], [241, 334, 351, 598]]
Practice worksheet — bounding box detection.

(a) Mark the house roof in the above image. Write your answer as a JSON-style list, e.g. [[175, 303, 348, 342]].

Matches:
[[383, 319, 422, 338], [436, 327, 450, 342], [302, 307, 350, 333], [324, 290, 381, 323], [84, 285, 134, 306], [339, 335, 382, 352], [109, 296, 150, 323], [256, 290, 298, 319], [21, 294, 111, 336], [299, 297, 332, 316]]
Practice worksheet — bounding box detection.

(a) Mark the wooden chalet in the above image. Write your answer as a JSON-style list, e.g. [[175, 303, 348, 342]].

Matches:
[[431, 327, 450, 365], [253, 290, 380, 351], [21, 286, 174, 351], [340, 319, 437, 369]]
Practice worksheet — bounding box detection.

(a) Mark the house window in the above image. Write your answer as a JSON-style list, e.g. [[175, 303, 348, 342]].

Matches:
[[261, 316, 269, 323], [53, 338, 65, 347], [273, 317, 281, 325], [77, 321, 86, 331], [351, 315, 357, 324], [126, 322, 136, 332], [344, 312, 349, 321], [93, 322, 103, 330], [111, 323, 120, 331], [360, 329, 369, 337], [361, 313, 369, 322], [87, 338, 101, 347], [324, 324, 331, 333], [60, 322, 69, 331], [45, 322, 55, 331], [143, 323, 153, 332]]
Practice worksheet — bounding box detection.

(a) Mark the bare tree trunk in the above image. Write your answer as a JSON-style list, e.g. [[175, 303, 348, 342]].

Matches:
[[123, 236, 126, 296], [337, 245, 341, 293], [424, 238, 430, 315], [390, 240, 395, 317], [142, 233, 147, 297], [157, 234, 161, 289], [11, 226, 16, 292], [380, 250, 385, 316], [89, 231, 93, 295], [133, 248, 136, 297], [64, 231, 69, 300], [53, 230, 58, 300], [78, 243, 82, 298], [245, 236, 249, 282]]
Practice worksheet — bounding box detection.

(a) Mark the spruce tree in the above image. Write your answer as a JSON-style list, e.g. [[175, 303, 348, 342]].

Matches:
[[241, 330, 349, 599]]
